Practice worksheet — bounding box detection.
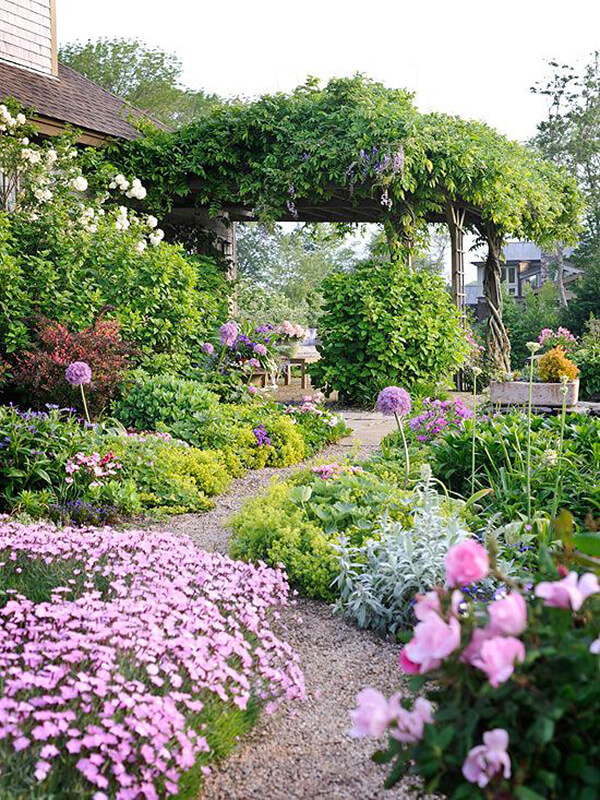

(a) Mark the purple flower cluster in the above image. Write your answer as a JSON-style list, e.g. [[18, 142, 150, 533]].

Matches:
[[538, 326, 577, 350], [201, 342, 215, 355], [0, 520, 305, 797], [409, 397, 473, 443], [376, 386, 412, 417], [252, 424, 272, 447], [219, 322, 239, 347], [65, 361, 92, 386]]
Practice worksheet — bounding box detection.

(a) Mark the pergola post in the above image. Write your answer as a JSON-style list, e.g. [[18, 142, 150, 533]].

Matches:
[[446, 204, 466, 319], [481, 224, 511, 376]]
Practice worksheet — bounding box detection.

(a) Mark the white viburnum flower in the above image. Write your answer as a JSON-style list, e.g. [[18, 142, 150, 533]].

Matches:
[[20, 137, 29, 145], [149, 229, 165, 246], [146, 215, 158, 229], [71, 176, 88, 192], [136, 240, 147, 254], [46, 149, 58, 164], [16, 112, 26, 125]]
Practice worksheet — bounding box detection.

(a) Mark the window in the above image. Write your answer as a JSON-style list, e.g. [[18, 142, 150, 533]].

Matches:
[[508, 266, 516, 284]]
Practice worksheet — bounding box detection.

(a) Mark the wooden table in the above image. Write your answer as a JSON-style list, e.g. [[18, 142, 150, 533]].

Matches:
[[283, 357, 309, 389]]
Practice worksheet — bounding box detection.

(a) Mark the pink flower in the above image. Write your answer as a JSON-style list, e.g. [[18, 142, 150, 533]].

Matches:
[[388, 695, 434, 743], [590, 637, 600, 655], [487, 592, 527, 636], [247, 385, 258, 395], [444, 540, 489, 587], [399, 648, 420, 674], [462, 729, 511, 788], [349, 688, 390, 738], [404, 614, 461, 673], [535, 572, 600, 611], [470, 636, 525, 687], [413, 591, 441, 621]]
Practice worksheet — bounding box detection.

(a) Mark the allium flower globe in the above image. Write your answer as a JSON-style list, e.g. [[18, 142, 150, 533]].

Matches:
[[201, 342, 215, 355], [219, 321, 239, 347], [65, 361, 92, 386], [376, 386, 412, 417]]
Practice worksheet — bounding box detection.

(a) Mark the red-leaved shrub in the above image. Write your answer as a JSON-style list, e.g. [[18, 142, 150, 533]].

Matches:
[[13, 318, 130, 416]]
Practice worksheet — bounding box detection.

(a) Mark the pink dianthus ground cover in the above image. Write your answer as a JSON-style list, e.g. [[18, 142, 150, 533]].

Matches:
[[0, 519, 305, 799]]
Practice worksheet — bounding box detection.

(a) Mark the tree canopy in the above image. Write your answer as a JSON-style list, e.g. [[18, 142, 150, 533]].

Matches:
[[111, 74, 583, 248], [59, 38, 222, 127]]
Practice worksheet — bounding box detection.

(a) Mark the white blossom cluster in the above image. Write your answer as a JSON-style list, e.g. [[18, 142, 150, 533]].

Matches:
[[1, 107, 166, 254]]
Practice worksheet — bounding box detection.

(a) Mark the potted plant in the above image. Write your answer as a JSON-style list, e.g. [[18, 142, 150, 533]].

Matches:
[[275, 320, 307, 358], [490, 346, 580, 408]]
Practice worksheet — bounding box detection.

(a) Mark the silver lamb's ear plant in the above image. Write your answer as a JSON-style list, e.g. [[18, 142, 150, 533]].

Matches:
[[331, 472, 471, 633]]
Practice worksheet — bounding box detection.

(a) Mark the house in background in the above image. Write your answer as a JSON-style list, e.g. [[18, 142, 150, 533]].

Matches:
[[0, 0, 160, 144], [466, 241, 583, 320]]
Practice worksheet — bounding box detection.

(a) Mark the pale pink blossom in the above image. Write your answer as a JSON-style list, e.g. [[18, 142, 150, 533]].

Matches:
[[470, 636, 525, 687], [535, 572, 600, 611], [404, 614, 461, 673], [388, 696, 434, 744], [590, 637, 600, 655], [444, 540, 489, 587], [462, 729, 511, 788], [487, 592, 527, 636], [349, 688, 390, 738]]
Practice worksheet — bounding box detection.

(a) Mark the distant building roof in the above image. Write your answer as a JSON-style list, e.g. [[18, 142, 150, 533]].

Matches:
[[0, 61, 166, 145]]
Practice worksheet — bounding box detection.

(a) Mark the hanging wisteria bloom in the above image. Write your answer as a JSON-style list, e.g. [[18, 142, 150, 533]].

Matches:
[[376, 386, 412, 417], [220, 322, 239, 347]]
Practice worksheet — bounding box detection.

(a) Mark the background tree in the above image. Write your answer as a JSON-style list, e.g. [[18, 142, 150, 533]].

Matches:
[[367, 224, 448, 276], [236, 223, 357, 326], [59, 38, 222, 126]]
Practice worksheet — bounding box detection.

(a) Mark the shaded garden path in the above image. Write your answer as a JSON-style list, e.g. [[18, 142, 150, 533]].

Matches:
[[158, 413, 418, 799]]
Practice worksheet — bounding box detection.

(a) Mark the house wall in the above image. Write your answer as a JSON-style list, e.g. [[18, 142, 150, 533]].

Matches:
[[0, 0, 56, 77]]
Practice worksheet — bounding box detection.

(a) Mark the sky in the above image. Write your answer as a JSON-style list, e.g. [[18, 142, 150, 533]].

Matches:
[[56, 0, 600, 278]]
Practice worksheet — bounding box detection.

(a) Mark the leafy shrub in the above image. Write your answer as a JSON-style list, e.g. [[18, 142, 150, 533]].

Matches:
[[333, 473, 470, 632], [358, 541, 600, 800], [309, 262, 468, 405], [231, 466, 413, 599], [573, 317, 600, 399], [112, 372, 218, 431], [0, 519, 305, 799], [502, 282, 560, 368], [283, 400, 350, 453], [12, 318, 130, 416], [538, 346, 579, 382], [431, 411, 600, 525]]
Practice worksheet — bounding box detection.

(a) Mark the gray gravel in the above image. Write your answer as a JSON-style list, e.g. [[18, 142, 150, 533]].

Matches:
[[152, 429, 421, 799]]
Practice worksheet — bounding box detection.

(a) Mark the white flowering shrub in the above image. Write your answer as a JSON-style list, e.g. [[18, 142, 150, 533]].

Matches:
[[0, 102, 226, 357], [332, 472, 470, 632]]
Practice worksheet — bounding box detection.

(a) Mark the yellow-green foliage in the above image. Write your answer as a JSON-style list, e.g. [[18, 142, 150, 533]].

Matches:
[[262, 416, 306, 467], [230, 466, 414, 600], [538, 347, 579, 382], [105, 435, 232, 514], [230, 482, 337, 599]]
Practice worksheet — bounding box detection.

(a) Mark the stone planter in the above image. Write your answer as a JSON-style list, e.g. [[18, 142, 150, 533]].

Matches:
[[490, 379, 579, 409]]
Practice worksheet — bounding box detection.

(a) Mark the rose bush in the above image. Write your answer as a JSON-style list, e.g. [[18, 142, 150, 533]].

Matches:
[[352, 540, 600, 799]]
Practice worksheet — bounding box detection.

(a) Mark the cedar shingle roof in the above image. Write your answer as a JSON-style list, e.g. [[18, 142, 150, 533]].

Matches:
[[0, 61, 166, 140]]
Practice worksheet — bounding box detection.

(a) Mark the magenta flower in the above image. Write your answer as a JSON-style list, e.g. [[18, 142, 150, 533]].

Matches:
[[65, 361, 92, 386], [219, 321, 239, 347], [444, 540, 489, 587], [462, 729, 511, 788], [376, 386, 411, 417]]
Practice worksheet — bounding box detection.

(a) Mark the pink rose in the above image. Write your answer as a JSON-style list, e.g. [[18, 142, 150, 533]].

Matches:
[[388, 695, 434, 743], [462, 729, 511, 788], [535, 571, 600, 611], [349, 688, 390, 738], [487, 592, 527, 636], [404, 613, 461, 673], [470, 635, 525, 687], [444, 540, 489, 587]]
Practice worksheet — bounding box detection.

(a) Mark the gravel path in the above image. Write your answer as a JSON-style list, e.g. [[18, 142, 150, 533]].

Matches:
[[156, 418, 418, 799]]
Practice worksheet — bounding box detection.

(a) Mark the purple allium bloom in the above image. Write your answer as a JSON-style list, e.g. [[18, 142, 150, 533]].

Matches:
[[219, 322, 239, 347], [376, 386, 411, 417], [248, 385, 258, 395], [248, 358, 261, 369], [65, 361, 92, 386], [253, 343, 268, 356], [253, 424, 272, 446], [201, 342, 215, 355]]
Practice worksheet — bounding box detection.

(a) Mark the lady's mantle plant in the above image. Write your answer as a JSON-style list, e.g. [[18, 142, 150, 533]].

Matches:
[[0, 519, 305, 798], [351, 539, 600, 799]]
